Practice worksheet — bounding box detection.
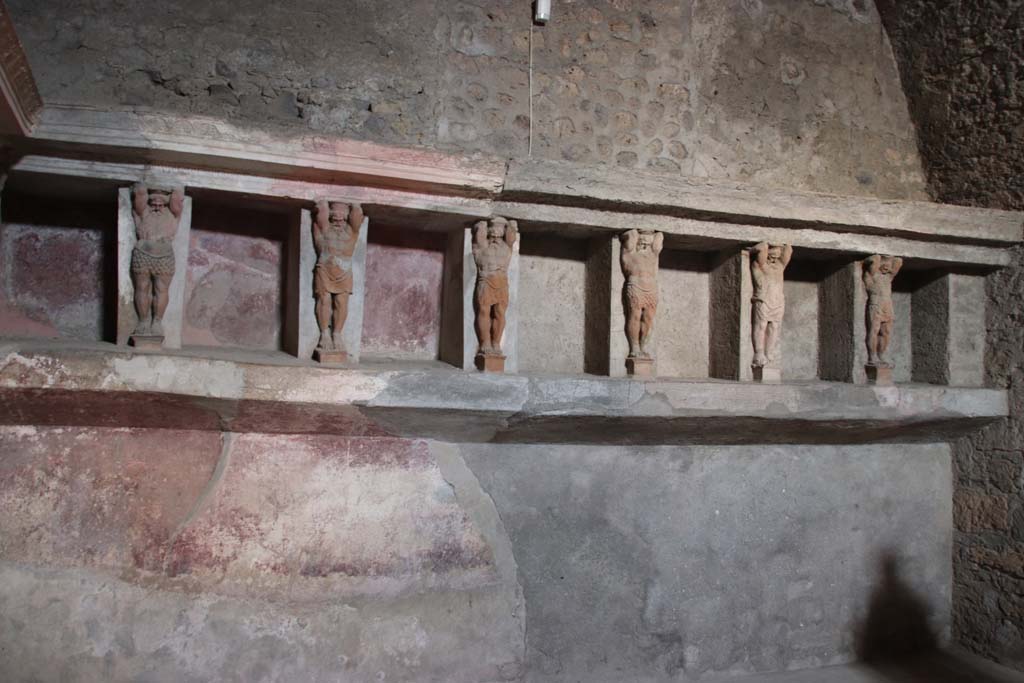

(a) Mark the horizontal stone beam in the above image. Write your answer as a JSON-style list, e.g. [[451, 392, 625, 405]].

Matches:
[[494, 202, 1012, 268], [504, 158, 1024, 246], [7, 107, 1022, 263], [0, 344, 1007, 445], [18, 105, 507, 197], [10, 155, 1013, 268]]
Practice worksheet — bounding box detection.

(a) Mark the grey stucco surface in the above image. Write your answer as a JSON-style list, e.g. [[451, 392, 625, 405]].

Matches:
[[458, 441, 953, 681]]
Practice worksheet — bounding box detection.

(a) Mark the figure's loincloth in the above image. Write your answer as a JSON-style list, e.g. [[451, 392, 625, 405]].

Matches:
[[314, 260, 354, 296], [867, 299, 894, 323], [131, 240, 175, 275], [752, 299, 784, 323], [625, 281, 658, 311], [476, 273, 509, 308]]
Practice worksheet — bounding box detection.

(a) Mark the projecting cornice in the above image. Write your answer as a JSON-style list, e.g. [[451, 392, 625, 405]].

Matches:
[[5, 105, 1022, 268], [0, 1, 41, 136]]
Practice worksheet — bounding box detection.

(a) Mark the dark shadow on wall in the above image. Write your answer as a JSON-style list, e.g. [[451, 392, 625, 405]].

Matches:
[[858, 552, 1015, 682]]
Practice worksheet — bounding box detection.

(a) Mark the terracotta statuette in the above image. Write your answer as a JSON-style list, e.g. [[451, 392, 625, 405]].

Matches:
[[472, 217, 517, 372], [863, 254, 903, 385], [130, 183, 184, 346], [621, 229, 663, 376], [750, 241, 792, 382], [312, 199, 364, 363]]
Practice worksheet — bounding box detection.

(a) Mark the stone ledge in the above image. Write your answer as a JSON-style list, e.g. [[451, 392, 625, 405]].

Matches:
[[0, 342, 1007, 445]]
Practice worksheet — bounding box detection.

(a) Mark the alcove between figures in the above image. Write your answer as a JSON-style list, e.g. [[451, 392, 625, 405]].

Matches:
[[0, 172, 118, 343], [359, 221, 448, 363], [182, 190, 296, 354]]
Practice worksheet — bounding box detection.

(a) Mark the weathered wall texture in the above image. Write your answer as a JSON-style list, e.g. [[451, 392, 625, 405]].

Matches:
[[8, 0, 927, 199], [183, 222, 285, 351], [0, 427, 525, 682], [361, 226, 446, 360], [879, 0, 1024, 670], [517, 236, 588, 375], [0, 425, 953, 681], [0, 194, 114, 341], [461, 442, 953, 681]]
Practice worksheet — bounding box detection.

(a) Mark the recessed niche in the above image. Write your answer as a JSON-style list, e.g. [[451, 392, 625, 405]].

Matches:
[[361, 224, 447, 361], [653, 250, 712, 379], [0, 177, 117, 342], [782, 261, 823, 381], [519, 234, 590, 375], [183, 195, 291, 352]]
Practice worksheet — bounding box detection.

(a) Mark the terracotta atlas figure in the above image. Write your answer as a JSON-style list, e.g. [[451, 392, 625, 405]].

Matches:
[[130, 183, 184, 343], [472, 216, 517, 372], [750, 241, 792, 380], [863, 254, 903, 384], [313, 198, 364, 362], [621, 228, 663, 376]]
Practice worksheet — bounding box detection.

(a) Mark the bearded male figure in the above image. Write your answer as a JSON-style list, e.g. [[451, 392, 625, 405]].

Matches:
[[131, 183, 184, 340], [621, 229, 664, 365], [750, 241, 793, 371], [313, 198, 364, 359], [472, 217, 517, 369], [863, 254, 903, 369]]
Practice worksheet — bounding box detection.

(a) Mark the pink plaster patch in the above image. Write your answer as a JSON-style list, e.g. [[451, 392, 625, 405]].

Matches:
[[0, 426, 223, 572], [163, 434, 494, 598], [361, 227, 445, 358]]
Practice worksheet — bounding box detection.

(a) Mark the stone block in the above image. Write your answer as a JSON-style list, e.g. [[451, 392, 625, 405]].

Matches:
[[625, 356, 654, 377], [313, 348, 349, 364], [866, 365, 894, 385], [129, 334, 165, 350], [752, 366, 782, 383], [476, 353, 505, 373], [955, 490, 1010, 532]]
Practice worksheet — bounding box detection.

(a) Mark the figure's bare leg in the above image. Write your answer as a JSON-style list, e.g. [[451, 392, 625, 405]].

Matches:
[[765, 320, 781, 365], [490, 304, 506, 355], [877, 321, 892, 366], [639, 306, 655, 359], [132, 270, 153, 335], [868, 319, 884, 366], [151, 273, 172, 336], [476, 304, 492, 354], [626, 308, 642, 358], [752, 317, 768, 366], [315, 293, 333, 349], [332, 294, 350, 351]]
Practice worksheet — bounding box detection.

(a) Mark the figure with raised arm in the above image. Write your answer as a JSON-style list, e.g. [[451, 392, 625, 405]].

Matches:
[[472, 217, 517, 371], [621, 229, 663, 374], [863, 254, 903, 371], [131, 183, 184, 342], [313, 198, 364, 361], [750, 241, 793, 374]]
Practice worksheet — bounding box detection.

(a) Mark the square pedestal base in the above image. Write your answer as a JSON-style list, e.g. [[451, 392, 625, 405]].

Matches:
[[129, 335, 165, 350], [866, 365, 894, 386], [752, 366, 782, 383], [314, 348, 349, 364], [476, 354, 505, 373], [626, 357, 655, 377]]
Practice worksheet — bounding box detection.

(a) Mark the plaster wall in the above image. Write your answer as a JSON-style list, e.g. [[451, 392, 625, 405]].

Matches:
[[182, 219, 286, 351], [782, 278, 819, 381], [656, 253, 709, 379], [361, 226, 446, 360], [7, 0, 927, 200], [0, 193, 115, 341], [517, 236, 588, 375], [0, 425, 953, 681]]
